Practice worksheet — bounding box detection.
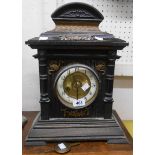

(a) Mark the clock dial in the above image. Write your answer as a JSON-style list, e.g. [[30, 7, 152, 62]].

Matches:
[[55, 64, 99, 109]]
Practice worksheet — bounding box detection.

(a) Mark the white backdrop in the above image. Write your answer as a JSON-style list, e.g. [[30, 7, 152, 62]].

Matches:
[[58, 0, 133, 76], [22, 0, 133, 120]]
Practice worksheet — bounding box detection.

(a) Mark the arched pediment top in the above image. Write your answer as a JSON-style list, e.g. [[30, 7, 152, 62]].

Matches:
[[51, 2, 104, 23]]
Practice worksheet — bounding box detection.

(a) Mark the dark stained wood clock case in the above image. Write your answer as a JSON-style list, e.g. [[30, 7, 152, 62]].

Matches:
[[25, 2, 129, 145]]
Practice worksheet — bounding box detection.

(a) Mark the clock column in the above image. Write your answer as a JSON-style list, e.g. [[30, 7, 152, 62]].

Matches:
[[38, 50, 50, 120], [104, 52, 117, 118]]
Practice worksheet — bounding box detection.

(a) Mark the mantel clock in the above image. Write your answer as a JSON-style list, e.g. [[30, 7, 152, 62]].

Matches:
[[25, 2, 129, 145]]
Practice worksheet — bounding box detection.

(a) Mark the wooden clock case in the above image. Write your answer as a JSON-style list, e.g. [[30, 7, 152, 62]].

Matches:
[[25, 2, 129, 145]]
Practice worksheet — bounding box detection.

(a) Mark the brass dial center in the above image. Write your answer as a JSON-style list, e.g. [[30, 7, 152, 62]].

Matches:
[[74, 81, 82, 88], [63, 71, 91, 99]]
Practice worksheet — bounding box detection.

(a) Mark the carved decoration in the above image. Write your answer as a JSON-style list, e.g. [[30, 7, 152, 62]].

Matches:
[[60, 35, 93, 40], [61, 108, 89, 117], [95, 63, 106, 72], [60, 9, 95, 19], [48, 61, 61, 74]]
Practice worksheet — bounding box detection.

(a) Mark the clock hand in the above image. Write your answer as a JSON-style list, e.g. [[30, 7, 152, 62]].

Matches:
[[77, 87, 78, 100], [76, 81, 78, 100]]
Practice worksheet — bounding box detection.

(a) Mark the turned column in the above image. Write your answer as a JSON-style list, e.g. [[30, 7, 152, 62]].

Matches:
[[38, 50, 50, 120], [104, 51, 118, 118]]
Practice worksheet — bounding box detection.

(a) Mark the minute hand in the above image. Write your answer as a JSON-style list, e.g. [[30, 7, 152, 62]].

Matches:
[[76, 82, 78, 100], [77, 87, 78, 100]]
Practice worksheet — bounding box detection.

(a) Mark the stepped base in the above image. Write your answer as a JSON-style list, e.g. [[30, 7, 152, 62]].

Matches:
[[25, 110, 131, 145]]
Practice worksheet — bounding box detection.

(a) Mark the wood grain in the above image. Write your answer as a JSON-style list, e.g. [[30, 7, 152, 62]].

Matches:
[[22, 112, 132, 155]]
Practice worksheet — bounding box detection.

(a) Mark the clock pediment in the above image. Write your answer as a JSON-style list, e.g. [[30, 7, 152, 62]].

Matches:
[[51, 2, 104, 23]]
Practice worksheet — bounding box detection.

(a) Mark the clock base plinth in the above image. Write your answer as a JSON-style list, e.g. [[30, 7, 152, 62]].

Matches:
[[25, 110, 131, 146]]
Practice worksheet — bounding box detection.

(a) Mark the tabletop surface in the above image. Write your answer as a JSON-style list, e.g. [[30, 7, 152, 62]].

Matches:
[[22, 111, 133, 155]]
